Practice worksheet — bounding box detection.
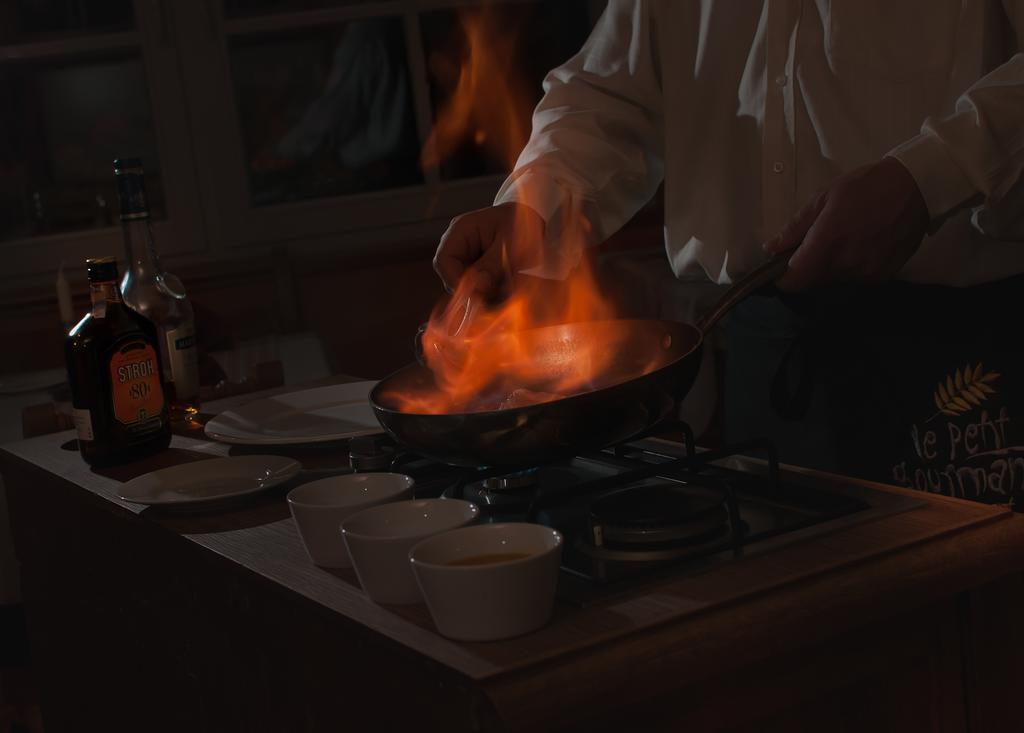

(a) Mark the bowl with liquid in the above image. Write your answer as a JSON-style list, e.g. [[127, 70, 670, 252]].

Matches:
[[409, 522, 563, 641]]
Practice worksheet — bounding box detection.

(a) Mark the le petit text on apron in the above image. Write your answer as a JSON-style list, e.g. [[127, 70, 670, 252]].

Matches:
[[724, 274, 1024, 507]]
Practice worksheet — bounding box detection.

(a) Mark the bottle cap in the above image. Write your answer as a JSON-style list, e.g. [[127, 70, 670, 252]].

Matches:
[[86, 257, 120, 283]]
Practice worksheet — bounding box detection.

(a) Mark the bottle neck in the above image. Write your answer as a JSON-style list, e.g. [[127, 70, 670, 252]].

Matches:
[[117, 168, 161, 281], [89, 280, 122, 317], [121, 216, 162, 280]]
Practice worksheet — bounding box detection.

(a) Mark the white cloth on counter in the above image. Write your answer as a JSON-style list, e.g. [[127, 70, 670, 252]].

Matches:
[[495, 0, 1024, 286]]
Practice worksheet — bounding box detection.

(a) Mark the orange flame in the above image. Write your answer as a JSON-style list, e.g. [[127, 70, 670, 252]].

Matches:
[[419, 7, 531, 173], [393, 7, 636, 414]]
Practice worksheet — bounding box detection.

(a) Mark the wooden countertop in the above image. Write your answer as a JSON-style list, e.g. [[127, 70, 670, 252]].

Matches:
[[4, 390, 1024, 731]]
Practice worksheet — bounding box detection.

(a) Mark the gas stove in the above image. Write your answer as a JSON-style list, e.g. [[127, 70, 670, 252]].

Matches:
[[345, 425, 923, 604]]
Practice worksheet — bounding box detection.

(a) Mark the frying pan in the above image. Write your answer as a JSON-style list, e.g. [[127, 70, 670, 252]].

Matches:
[[370, 255, 788, 467]]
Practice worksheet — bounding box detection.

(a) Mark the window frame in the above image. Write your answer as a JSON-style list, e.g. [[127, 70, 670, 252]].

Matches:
[[0, 0, 606, 285], [171, 0, 602, 251], [0, 0, 208, 280]]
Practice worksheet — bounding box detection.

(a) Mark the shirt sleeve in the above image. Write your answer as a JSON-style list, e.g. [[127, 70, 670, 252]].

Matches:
[[888, 48, 1024, 224], [493, 0, 665, 244]]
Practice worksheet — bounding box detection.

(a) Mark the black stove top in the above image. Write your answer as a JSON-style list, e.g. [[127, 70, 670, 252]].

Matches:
[[338, 424, 922, 604]]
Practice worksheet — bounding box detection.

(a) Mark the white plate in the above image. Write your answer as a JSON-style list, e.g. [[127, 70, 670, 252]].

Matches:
[[0, 368, 66, 395], [118, 455, 302, 506], [204, 381, 381, 446]]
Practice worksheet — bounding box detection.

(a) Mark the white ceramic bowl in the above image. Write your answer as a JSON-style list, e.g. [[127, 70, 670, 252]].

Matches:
[[287, 473, 414, 568], [409, 523, 563, 641], [341, 499, 479, 605]]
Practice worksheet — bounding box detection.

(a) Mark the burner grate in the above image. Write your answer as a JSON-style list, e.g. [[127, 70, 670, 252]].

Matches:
[[589, 483, 729, 547], [341, 418, 879, 599]]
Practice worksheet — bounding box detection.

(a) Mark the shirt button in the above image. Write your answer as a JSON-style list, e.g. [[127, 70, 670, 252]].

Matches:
[[775, 74, 788, 87], [772, 161, 785, 173]]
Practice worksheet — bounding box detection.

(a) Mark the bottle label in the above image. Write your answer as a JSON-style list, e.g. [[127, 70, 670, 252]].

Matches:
[[165, 325, 200, 401], [109, 341, 165, 426], [72, 408, 94, 441]]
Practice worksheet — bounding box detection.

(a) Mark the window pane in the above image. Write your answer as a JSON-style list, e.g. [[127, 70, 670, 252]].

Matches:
[[229, 18, 422, 206], [0, 0, 134, 44], [224, 0, 375, 19], [0, 55, 164, 242], [420, 0, 594, 180]]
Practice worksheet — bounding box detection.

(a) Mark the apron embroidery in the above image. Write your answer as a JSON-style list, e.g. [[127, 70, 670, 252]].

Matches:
[[892, 362, 1022, 505], [727, 277, 1024, 507], [929, 363, 1000, 421]]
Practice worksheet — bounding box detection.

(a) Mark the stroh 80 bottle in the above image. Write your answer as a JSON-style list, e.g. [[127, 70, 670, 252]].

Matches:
[[114, 158, 200, 420], [65, 257, 172, 466]]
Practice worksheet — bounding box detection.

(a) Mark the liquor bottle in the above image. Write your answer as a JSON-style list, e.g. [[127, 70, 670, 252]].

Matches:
[[114, 158, 200, 420], [65, 257, 172, 466]]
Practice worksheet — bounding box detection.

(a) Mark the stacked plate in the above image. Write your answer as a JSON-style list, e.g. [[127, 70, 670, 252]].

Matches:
[[203, 381, 381, 446]]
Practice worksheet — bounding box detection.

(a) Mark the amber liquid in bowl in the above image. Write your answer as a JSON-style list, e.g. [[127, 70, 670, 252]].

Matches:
[[446, 552, 532, 566]]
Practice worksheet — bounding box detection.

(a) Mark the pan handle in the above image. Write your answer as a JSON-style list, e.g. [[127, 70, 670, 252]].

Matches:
[[694, 253, 790, 335]]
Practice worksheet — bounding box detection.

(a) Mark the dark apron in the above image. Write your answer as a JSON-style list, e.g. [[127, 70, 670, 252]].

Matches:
[[725, 275, 1024, 506]]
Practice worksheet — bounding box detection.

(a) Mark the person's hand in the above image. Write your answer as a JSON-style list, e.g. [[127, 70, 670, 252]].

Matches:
[[764, 156, 930, 291], [433, 202, 545, 295]]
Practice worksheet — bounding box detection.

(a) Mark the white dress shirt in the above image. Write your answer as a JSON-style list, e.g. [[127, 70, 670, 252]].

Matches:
[[494, 0, 1024, 286]]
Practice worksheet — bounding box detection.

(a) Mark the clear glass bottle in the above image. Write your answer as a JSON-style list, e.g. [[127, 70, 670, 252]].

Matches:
[[114, 158, 200, 421]]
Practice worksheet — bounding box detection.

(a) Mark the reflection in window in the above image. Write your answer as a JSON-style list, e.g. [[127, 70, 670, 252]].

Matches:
[[420, 1, 594, 181], [0, 0, 134, 43], [0, 56, 163, 242], [230, 18, 422, 206], [224, 0, 375, 19]]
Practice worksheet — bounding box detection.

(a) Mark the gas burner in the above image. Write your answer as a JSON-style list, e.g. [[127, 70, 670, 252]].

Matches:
[[460, 475, 536, 512], [483, 469, 539, 492], [348, 436, 395, 472], [587, 482, 731, 554], [460, 487, 533, 512]]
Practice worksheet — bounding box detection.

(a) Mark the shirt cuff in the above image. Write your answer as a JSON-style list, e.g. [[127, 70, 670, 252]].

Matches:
[[493, 167, 597, 279], [493, 167, 569, 226], [886, 132, 978, 221]]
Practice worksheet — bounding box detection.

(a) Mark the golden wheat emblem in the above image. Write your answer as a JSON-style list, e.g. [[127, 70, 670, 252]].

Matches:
[[929, 363, 999, 421]]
